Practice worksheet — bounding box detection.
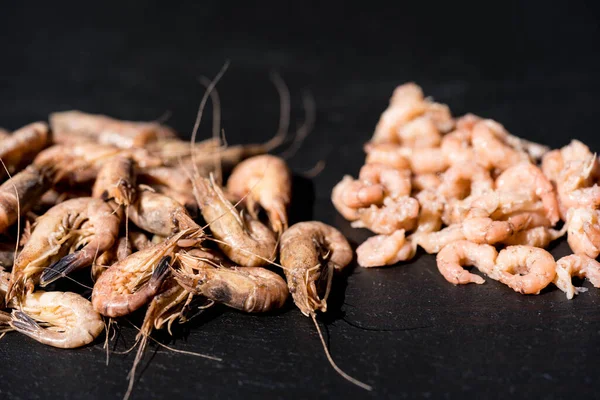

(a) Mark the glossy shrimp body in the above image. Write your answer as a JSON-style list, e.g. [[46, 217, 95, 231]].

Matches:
[[226, 154, 292, 234], [0, 121, 49, 178], [0, 163, 55, 233], [356, 230, 416, 267], [193, 175, 277, 268], [494, 246, 556, 294], [175, 252, 288, 313], [8, 291, 104, 349], [91, 229, 201, 317], [436, 240, 498, 285], [280, 221, 352, 316], [554, 254, 600, 299]]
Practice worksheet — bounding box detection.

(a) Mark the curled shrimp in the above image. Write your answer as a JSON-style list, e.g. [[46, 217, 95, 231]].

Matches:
[[280, 221, 352, 316], [494, 246, 556, 295], [331, 176, 369, 221], [174, 252, 288, 312], [7, 291, 104, 349], [566, 208, 600, 258], [501, 225, 566, 248], [92, 154, 137, 209], [363, 142, 411, 170], [413, 224, 466, 254], [92, 228, 201, 317], [556, 156, 600, 215], [495, 161, 560, 225], [358, 163, 411, 199], [440, 129, 475, 166], [7, 198, 120, 300], [0, 163, 56, 233], [193, 175, 277, 268], [414, 189, 444, 234], [436, 241, 498, 285], [542, 140, 594, 183], [226, 154, 292, 234], [128, 188, 198, 236], [396, 116, 442, 148], [356, 230, 415, 267], [352, 196, 419, 235], [472, 120, 529, 172], [438, 161, 493, 200], [412, 173, 442, 192], [461, 213, 531, 245], [554, 254, 600, 299], [0, 121, 49, 179]]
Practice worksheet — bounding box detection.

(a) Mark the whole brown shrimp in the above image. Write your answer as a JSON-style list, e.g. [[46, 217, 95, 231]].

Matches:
[[0, 122, 49, 179], [128, 188, 199, 236], [92, 154, 137, 210], [494, 245, 556, 295], [7, 197, 120, 301], [7, 291, 104, 349], [226, 154, 292, 234], [0, 163, 56, 233], [554, 254, 600, 299], [436, 241, 498, 285], [193, 175, 277, 268], [280, 221, 352, 316], [92, 228, 202, 317], [356, 230, 416, 267], [174, 252, 288, 312]]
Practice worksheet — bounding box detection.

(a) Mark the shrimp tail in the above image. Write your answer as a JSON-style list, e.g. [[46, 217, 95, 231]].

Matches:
[[40, 251, 89, 286], [9, 310, 42, 336], [148, 255, 172, 291]]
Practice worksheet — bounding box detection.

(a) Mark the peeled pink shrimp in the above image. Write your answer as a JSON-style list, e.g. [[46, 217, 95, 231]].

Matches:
[[566, 208, 600, 258], [356, 230, 416, 267], [372, 101, 427, 144], [414, 189, 444, 234], [495, 246, 556, 294], [461, 213, 531, 245], [554, 254, 600, 299], [472, 120, 529, 172], [413, 224, 466, 254], [440, 129, 475, 166], [364, 142, 411, 170], [331, 175, 384, 221], [331, 176, 362, 221], [556, 156, 600, 217], [436, 240, 498, 285], [352, 196, 419, 235], [495, 162, 560, 225], [359, 163, 411, 199], [396, 147, 448, 174], [396, 116, 442, 148], [542, 140, 595, 183], [438, 161, 493, 200], [501, 226, 566, 248], [412, 173, 441, 192]]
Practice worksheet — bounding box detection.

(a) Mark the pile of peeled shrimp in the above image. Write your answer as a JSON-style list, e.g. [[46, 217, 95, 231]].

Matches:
[[0, 75, 372, 397], [333, 82, 600, 299]]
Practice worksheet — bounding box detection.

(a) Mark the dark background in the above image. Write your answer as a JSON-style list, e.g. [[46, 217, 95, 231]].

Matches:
[[1, 1, 600, 399]]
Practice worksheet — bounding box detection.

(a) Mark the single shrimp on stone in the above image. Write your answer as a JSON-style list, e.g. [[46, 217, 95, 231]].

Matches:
[[0, 121, 49, 179], [280, 221, 352, 316], [356, 230, 416, 267], [7, 198, 120, 301], [494, 246, 556, 295], [193, 175, 277, 268], [92, 228, 202, 317], [7, 291, 104, 349], [554, 254, 600, 299], [436, 240, 499, 285], [352, 196, 419, 235], [226, 154, 292, 234]]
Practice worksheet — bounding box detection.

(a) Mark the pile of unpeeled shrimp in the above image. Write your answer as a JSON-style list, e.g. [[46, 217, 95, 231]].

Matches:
[[0, 90, 370, 395], [333, 82, 600, 299]]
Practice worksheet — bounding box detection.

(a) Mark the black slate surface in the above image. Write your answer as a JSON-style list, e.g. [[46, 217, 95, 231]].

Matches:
[[1, 1, 600, 399]]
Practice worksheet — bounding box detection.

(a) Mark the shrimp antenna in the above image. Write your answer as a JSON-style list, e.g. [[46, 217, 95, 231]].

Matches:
[[311, 313, 373, 391], [198, 76, 224, 186], [265, 71, 291, 152], [0, 158, 20, 290], [190, 61, 230, 182], [299, 159, 326, 178], [280, 89, 316, 159], [154, 110, 172, 124]]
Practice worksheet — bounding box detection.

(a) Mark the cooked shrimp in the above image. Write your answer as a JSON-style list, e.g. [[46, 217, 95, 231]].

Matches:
[[92, 154, 136, 209], [556, 156, 600, 216], [359, 163, 411, 199], [438, 161, 493, 200], [472, 120, 529, 172], [501, 225, 566, 248], [145, 137, 221, 166], [495, 161, 560, 225], [352, 196, 419, 235], [175, 252, 288, 312], [495, 246, 556, 294], [129, 230, 152, 251], [412, 173, 442, 192], [462, 213, 531, 245], [7, 291, 104, 348], [397, 116, 442, 148], [566, 208, 600, 258], [138, 166, 195, 193], [542, 140, 595, 183], [150, 184, 198, 215], [92, 229, 201, 317], [92, 236, 131, 281], [554, 254, 600, 299], [436, 241, 498, 285], [413, 224, 466, 254], [395, 146, 448, 174], [226, 154, 292, 234], [414, 189, 444, 233], [363, 142, 411, 170], [0, 163, 56, 233], [440, 129, 475, 166], [7, 198, 120, 300], [331, 176, 363, 221], [0, 122, 49, 179], [338, 179, 384, 209], [280, 221, 351, 316], [0, 127, 9, 139], [193, 175, 277, 268], [128, 188, 198, 236], [356, 230, 416, 267]]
